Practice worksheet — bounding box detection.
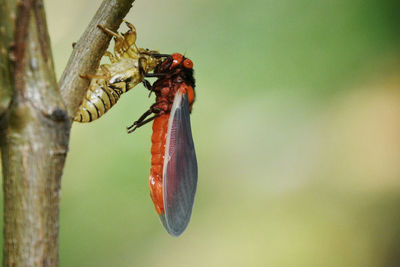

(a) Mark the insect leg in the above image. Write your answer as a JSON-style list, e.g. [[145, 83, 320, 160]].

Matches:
[[139, 52, 170, 58], [97, 24, 123, 40], [79, 73, 106, 80], [142, 79, 155, 97], [127, 109, 152, 129], [100, 65, 112, 78], [138, 58, 156, 97], [127, 101, 165, 132], [122, 20, 138, 47], [104, 51, 118, 63], [127, 113, 162, 133], [144, 73, 168, 78], [142, 79, 152, 90], [97, 24, 126, 57], [138, 57, 148, 75], [151, 53, 171, 58]]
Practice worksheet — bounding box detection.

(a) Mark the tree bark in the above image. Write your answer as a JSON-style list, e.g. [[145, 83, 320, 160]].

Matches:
[[0, 0, 135, 266]]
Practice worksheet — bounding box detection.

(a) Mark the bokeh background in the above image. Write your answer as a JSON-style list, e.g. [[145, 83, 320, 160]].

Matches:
[[3, 0, 400, 266]]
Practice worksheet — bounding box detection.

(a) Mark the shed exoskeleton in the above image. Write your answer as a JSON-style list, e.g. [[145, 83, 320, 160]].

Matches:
[[74, 21, 163, 122]]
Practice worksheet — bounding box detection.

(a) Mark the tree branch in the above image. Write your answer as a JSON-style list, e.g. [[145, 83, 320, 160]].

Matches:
[[59, 0, 136, 121], [1, 0, 69, 265]]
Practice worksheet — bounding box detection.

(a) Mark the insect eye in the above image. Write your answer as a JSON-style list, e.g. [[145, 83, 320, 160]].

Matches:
[[183, 59, 193, 69], [171, 53, 183, 66]]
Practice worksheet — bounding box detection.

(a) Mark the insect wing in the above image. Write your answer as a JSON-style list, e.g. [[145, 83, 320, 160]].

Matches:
[[160, 90, 198, 236]]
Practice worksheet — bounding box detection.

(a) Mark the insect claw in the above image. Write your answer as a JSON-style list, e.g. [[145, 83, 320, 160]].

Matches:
[[127, 128, 137, 134], [127, 123, 138, 133], [127, 121, 137, 130], [123, 20, 135, 31]]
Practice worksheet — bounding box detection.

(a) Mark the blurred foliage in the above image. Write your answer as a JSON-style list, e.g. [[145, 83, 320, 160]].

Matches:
[[1, 0, 400, 266]]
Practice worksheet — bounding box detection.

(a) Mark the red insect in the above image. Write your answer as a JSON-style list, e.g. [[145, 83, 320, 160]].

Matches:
[[128, 53, 197, 236]]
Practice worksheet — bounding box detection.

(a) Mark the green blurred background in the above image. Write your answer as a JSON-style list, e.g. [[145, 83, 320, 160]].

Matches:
[[4, 0, 400, 266]]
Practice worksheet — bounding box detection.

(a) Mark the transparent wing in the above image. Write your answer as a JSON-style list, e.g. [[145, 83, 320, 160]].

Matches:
[[160, 89, 198, 237]]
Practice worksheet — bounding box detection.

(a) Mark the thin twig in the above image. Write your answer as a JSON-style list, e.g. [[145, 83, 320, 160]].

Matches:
[[59, 0, 135, 121]]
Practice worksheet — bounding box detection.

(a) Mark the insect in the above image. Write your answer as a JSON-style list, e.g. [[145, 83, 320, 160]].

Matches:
[[74, 21, 163, 122], [127, 53, 197, 236]]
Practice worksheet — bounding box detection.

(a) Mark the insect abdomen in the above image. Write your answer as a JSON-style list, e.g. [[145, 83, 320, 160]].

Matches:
[[149, 114, 170, 215], [74, 82, 122, 122]]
